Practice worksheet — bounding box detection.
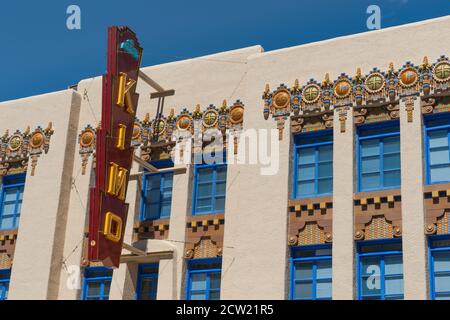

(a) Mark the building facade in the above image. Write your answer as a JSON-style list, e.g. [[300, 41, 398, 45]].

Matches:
[[1, 16, 450, 300]]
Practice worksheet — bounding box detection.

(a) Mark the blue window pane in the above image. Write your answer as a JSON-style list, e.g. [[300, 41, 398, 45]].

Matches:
[[294, 282, 313, 299], [361, 173, 380, 190], [209, 291, 220, 300], [316, 280, 332, 299], [194, 164, 227, 214], [430, 149, 450, 165], [383, 154, 400, 170], [434, 252, 450, 272], [316, 260, 332, 279], [430, 166, 450, 183], [298, 148, 315, 165], [295, 262, 313, 280], [435, 293, 450, 300], [318, 162, 332, 178], [3, 189, 16, 202], [198, 183, 213, 197], [384, 170, 401, 188], [385, 276, 403, 295], [435, 274, 450, 292], [298, 181, 315, 196], [318, 145, 333, 161], [214, 197, 225, 212], [361, 157, 380, 173], [429, 130, 449, 148], [318, 178, 332, 194], [361, 140, 380, 157], [383, 137, 400, 153], [198, 168, 214, 182], [215, 182, 226, 196], [216, 167, 227, 181], [210, 273, 221, 290], [137, 264, 158, 300], [191, 273, 207, 291], [385, 255, 403, 275], [298, 164, 315, 181], [190, 292, 207, 300]]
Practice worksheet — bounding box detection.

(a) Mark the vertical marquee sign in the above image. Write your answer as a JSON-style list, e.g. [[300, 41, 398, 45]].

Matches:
[[88, 26, 143, 268]]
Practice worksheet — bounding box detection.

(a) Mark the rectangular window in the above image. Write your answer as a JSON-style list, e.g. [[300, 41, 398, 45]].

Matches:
[[0, 269, 10, 300], [357, 121, 401, 192], [425, 115, 450, 184], [82, 267, 113, 300], [141, 172, 173, 221], [357, 240, 404, 300], [0, 174, 25, 230], [136, 264, 159, 300], [293, 131, 333, 199], [429, 236, 450, 300], [290, 245, 332, 300], [193, 162, 227, 215], [187, 258, 221, 300]]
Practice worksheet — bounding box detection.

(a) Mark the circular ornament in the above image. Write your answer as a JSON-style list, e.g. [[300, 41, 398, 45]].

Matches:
[[177, 115, 192, 131], [302, 84, 321, 104], [229, 106, 244, 124], [365, 73, 385, 93], [8, 134, 23, 151], [132, 123, 142, 141], [399, 68, 418, 87], [80, 130, 94, 148], [334, 80, 352, 98], [433, 61, 450, 82], [153, 119, 166, 135], [203, 110, 219, 128], [272, 90, 291, 109]]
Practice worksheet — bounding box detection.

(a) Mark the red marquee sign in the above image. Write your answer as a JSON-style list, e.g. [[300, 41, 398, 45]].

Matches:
[[88, 26, 143, 268]]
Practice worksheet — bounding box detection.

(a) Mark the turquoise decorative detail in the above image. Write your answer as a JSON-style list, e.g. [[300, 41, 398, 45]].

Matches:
[[120, 39, 139, 61]]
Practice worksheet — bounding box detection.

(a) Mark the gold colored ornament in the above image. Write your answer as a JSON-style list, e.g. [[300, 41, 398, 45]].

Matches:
[[302, 84, 321, 103], [334, 80, 352, 98], [272, 90, 291, 109], [399, 68, 418, 87], [229, 106, 244, 124], [203, 110, 219, 127], [8, 134, 22, 151], [365, 73, 385, 93], [177, 115, 192, 131], [433, 61, 450, 82], [153, 119, 166, 134], [79, 130, 94, 148]]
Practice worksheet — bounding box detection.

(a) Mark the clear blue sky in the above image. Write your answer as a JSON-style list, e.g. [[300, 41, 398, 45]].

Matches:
[[1, 0, 450, 102]]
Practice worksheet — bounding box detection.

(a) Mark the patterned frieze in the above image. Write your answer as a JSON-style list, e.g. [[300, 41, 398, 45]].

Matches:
[[78, 100, 245, 174], [263, 56, 450, 138], [424, 183, 450, 236], [0, 123, 54, 177]]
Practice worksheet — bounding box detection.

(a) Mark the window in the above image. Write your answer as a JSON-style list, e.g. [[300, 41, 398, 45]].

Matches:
[[82, 267, 113, 300], [0, 174, 25, 230], [357, 121, 401, 192], [193, 162, 227, 215], [293, 131, 333, 198], [0, 269, 10, 300], [357, 240, 404, 300], [187, 258, 221, 300], [136, 264, 159, 300], [429, 236, 450, 300], [425, 114, 450, 184], [290, 245, 332, 300]]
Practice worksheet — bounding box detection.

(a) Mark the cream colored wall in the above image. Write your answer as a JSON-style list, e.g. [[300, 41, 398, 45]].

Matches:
[[4, 15, 450, 300], [400, 97, 428, 299], [332, 108, 355, 300], [1, 90, 81, 300]]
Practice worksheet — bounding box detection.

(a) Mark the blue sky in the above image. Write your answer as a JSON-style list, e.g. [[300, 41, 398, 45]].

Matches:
[[1, 0, 450, 102]]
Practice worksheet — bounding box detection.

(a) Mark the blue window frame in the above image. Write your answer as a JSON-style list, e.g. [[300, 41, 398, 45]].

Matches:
[[136, 264, 159, 300], [193, 161, 227, 215], [424, 113, 450, 185], [357, 121, 401, 192], [428, 235, 450, 300], [0, 269, 10, 300], [357, 239, 404, 300], [186, 258, 221, 300], [293, 131, 333, 199], [290, 244, 332, 300], [0, 174, 25, 230], [82, 267, 113, 300]]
